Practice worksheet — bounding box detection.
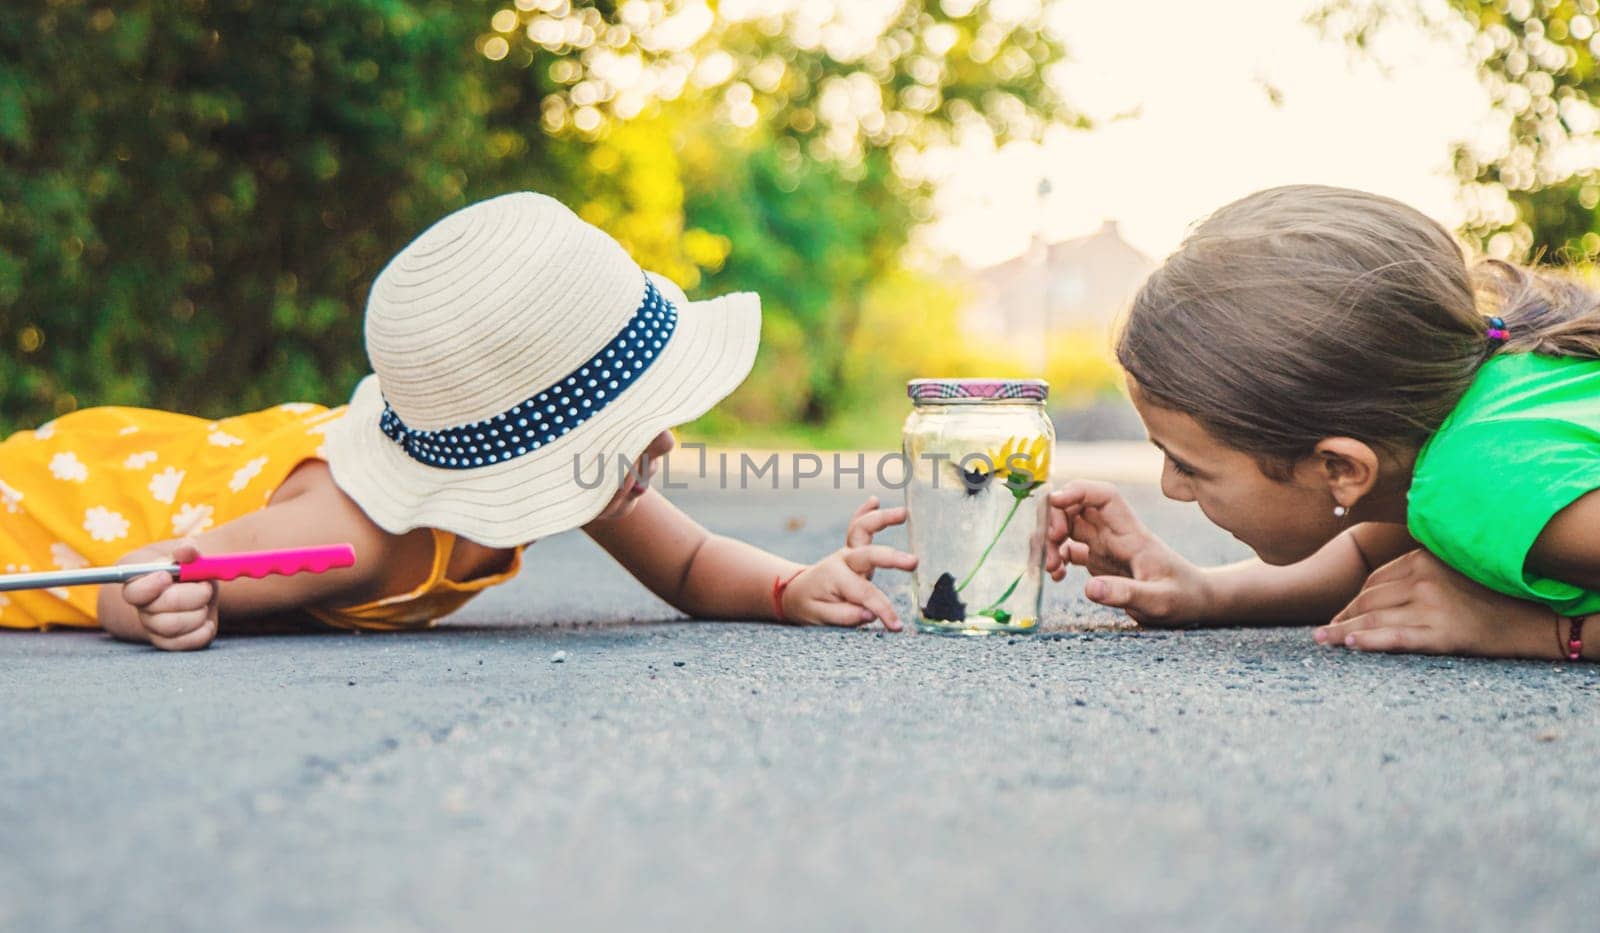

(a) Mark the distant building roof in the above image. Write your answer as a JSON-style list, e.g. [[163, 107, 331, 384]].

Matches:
[[963, 220, 1157, 340]]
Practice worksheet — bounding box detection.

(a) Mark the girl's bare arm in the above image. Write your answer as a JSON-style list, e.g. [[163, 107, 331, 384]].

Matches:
[[96, 461, 424, 642], [583, 488, 801, 620], [1529, 488, 1600, 591], [1202, 522, 1417, 625], [1049, 481, 1417, 627], [584, 489, 916, 628]]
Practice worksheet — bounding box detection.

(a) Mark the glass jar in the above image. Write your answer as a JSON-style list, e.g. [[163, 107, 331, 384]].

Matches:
[[901, 379, 1054, 636]]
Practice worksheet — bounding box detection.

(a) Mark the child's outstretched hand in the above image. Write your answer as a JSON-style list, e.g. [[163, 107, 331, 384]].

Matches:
[[843, 495, 909, 581], [120, 541, 220, 651], [1315, 548, 1559, 658], [779, 498, 917, 631], [1046, 480, 1210, 627], [780, 545, 918, 631]]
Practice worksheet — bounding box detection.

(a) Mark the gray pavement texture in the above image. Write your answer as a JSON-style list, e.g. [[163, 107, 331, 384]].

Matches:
[[3, 485, 1598, 933]]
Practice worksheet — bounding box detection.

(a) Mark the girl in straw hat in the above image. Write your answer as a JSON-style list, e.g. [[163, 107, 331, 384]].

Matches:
[[0, 192, 916, 650]]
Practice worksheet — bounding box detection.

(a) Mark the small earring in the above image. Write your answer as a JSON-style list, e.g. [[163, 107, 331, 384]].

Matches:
[[1333, 505, 1348, 518]]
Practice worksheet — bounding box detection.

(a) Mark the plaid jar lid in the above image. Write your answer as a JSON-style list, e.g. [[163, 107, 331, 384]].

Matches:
[[906, 378, 1049, 402]]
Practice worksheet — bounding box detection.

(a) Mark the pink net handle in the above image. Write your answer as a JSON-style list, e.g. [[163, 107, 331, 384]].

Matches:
[[176, 544, 357, 583]]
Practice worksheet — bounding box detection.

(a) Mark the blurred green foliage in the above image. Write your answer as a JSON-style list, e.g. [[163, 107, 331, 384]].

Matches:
[[1, 0, 505, 423], [1316, 0, 1600, 262], [0, 0, 1076, 434]]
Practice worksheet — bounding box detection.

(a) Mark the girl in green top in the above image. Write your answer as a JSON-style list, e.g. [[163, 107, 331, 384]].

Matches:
[[1039, 185, 1600, 661]]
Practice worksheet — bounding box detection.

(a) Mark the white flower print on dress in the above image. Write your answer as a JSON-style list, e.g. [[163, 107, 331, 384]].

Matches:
[[228, 456, 268, 493], [34, 421, 56, 440], [171, 503, 215, 536], [123, 451, 158, 469], [148, 466, 185, 504], [50, 542, 88, 570], [49, 452, 88, 483], [118, 425, 140, 436], [0, 479, 23, 514], [84, 506, 130, 542], [47, 587, 70, 602], [278, 402, 317, 414], [208, 429, 244, 448]]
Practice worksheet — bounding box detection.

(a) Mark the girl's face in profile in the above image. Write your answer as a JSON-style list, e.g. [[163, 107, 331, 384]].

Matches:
[[591, 429, 676, 522], [1126, 377, 1348, 566]]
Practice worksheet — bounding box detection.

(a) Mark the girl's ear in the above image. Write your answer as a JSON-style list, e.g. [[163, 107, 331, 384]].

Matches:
[[1310, 437, 1382, 502]]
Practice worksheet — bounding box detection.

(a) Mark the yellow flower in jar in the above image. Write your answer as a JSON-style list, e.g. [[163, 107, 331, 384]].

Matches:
[[967, 435, 1052, 498]]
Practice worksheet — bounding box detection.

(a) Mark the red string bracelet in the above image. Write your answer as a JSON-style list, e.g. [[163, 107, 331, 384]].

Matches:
[[772, 568, 805, 622]]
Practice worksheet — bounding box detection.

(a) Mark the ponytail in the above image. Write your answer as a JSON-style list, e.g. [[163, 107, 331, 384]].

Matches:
[[1475, 259, 1600, 360]]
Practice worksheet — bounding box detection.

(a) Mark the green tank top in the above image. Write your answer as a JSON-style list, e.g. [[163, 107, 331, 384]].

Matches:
[[1407, 352, 1600, 617]]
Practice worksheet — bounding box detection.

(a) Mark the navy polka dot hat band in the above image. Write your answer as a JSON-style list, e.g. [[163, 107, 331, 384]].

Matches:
[[377, 276, 678, 469]]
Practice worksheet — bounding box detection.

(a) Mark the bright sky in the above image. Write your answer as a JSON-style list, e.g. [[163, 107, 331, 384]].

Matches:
[[922, 0, 1499, 267]]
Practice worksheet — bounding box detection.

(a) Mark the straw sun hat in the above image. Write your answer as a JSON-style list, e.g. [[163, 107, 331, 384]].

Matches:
[[323, 191, 761, 547]]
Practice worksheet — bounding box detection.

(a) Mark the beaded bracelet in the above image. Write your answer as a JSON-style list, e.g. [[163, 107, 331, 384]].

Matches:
[[1556, 612, 1588, 661]]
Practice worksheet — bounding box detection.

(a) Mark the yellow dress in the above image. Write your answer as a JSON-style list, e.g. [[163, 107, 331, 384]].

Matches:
[[0, 403, 521, 631]]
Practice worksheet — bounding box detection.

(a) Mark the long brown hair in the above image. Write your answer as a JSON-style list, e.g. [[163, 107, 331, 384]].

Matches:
[[1116, 185, 1600, 478]]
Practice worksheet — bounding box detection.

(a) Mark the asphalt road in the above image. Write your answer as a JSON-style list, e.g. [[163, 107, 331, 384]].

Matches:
[[3, 484, 1597, 932]]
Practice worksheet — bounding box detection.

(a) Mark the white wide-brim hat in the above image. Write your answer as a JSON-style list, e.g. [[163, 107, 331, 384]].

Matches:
[[323, 192, 760, 547]]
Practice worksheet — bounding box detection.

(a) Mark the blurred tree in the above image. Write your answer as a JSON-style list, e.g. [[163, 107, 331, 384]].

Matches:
[[682, 136, 906, 423], [0, 0, 1076, 431], [470, 0, 1076, 423], [1314, 0, 1600, 262], [0, 0, 525, 426]]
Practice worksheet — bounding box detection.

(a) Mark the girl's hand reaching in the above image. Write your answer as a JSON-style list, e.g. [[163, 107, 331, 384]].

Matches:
[[779, 544, 918, 632], [119, 541, 220, 651], [844, 495, 909, 580], [1315, 548, 1563, 658], [1046, 480, 1212, 627], [778, 497, 918, 631]]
